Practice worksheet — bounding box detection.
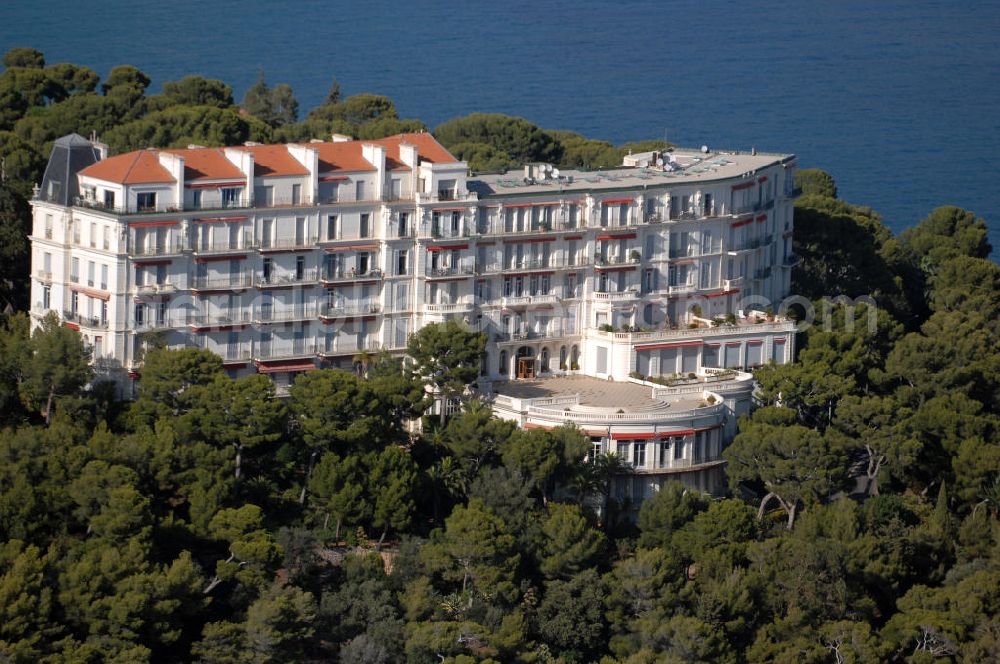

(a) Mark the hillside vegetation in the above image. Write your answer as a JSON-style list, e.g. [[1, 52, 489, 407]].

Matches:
[[1, 49, 999, 663]]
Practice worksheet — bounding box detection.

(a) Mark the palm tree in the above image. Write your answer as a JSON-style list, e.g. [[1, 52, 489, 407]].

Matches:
[[569, 452, 633, 530]]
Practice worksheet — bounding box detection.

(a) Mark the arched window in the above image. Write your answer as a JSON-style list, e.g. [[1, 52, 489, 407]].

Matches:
[[499, 350, 508, 374], [559, 345, 567, 369], [540, 347, 550, 372], [570, 344, 580, 368]]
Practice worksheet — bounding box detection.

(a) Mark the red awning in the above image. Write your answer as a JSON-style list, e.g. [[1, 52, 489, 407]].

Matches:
[[731, 181, 754, 191], [193, 216, 249, 223], [602, 198, 634, 205], [194, 255, 246, 262], [594, 265, 635, 273], [506, 270, 555, 277], [63, 322, 80, 330], [731, 218, 753, 228], [596, 233, 637, 241], [324, 244, 379, 252], [427, 244, 469, 251], [747, 339, 764, 345], [564, 235, 583, 241], [726, 342, 742, 346], [69, 285, 111, 301], [774, 337, 787, 344], [133, 259, 171, 266], [611, 432, 656, 440], [129, 220, 179, 228], [756, 214, 767, 222], [255, 360, 317, 374], [704, 289, 739, 298], [758, 175, 768, 183], [185, 181, 245, 189]]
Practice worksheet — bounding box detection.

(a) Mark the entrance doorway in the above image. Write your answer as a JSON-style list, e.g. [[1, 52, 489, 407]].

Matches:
[[516, 346, 535, 379]]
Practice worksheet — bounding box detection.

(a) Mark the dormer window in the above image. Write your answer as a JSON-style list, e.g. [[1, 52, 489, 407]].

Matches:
[[137, 192, 156, 211]]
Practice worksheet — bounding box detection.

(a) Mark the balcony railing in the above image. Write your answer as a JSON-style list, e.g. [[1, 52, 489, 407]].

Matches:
[[63, 310, 108, 328], [259, 236, 320, 252], [594, 290, 640, 302], [130, 239, 187, 256], [318, 302, 381, 318], [500, 293, 559, 307], [424, 301, 475, 314], [319, 338, 382, 356], [254, 341, 319, 360], [187, 311, 252, 327], [192, 240, 254, 256], [134, 282, 178, 295], [424, 224, 470, 240], [723, 277, 744, 289], [320, 268, 383, 283], [256, 269, 320, 288], [425, 265, 475, 278], [190, 274, 253, 290], [36, 270, 53, 282], [254, 305, 318, 324]]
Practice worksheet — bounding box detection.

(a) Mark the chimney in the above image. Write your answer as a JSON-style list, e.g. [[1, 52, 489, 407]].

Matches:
[[331, 133, 353, 143], [398, 142, 419, 170], [157, 151, 185, 208]]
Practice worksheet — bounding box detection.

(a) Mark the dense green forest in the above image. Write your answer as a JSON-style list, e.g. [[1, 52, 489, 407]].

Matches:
[[1, 47, 1000, 663]]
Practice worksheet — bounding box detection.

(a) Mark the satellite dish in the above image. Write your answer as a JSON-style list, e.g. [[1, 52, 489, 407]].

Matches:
[[701, 145, 710, 153], [551, 168, 560, 178], [656, 157, 664, 167]]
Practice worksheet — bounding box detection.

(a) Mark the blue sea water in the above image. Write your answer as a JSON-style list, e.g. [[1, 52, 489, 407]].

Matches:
[[2, 0, 998, 255]]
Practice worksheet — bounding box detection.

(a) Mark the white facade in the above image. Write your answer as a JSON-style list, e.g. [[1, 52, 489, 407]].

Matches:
[[29, 133, 798, 496]]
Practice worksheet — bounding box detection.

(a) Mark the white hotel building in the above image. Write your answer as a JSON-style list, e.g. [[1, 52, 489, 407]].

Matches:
[[29, 132, 798, 500]]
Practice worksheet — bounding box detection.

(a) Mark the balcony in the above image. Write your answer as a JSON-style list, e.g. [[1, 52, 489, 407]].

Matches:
[[320, 268, 383, 284], [191, 241, 254, 257], [62, 310, 108, 329], [595, 254, 640, 267], [479, 219, 577, 237], [723, 276, 744, 289], [254, 305, 318, 324], [190, 274, 253, 291], [594, 290, 640, 302], [188, 311, 252, 328], [258, 236, 320, 253], [134, 282, 178, 295], [130, 239, 187, 257], [665, 283, 696, 295], [254, 341, 319, 361], [425, 265, 475, 279], [318, 302, 381, 319], [424, 224, 470, 240], [424, 301, 475, 314], [36, 270, 53, 283], [133, 315, 186, 332], [318, 338, 382, 357], [500, 293, 559, 308], [256, 269, 320, 288]]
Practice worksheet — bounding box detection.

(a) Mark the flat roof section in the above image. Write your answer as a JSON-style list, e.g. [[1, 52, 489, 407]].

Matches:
[[468, 148, 793, 199], [492, 375, 702, 412]]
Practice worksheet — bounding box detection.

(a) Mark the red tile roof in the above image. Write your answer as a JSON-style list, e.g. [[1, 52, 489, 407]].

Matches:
[[76, 133, 458, 185], [236, 144, 310, 177], [79, 151, 174, 184], [314, 142, 378, 174], [163, 147, 245, 181]]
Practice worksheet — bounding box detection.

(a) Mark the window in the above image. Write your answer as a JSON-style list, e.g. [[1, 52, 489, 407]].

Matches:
[[397, 212, 409, 237], [94, 336, 102, 358], [295, 255, 305, 280], [222, 187, 239, 207], [103, 190, 115, 209], [659, 438, 670, 466], [327, 215, 339, 240], [633, 441, 646, 468], [134, 303, 144, 325], [70, 291, 78, 314], [136, 192, 156, 211], [291, 184, 301, 205], [618, 442, 631, 464], [498, 350, 507, 374], [356, 180, 366, 201], [674, 437, 684, 460], [591, 438, 603, 460], [42, 285, 50, 310], [596, 346, 608, 373], [360, 213, 370, 238], [88, 261, 95, 287], [43, 252, 51, 275], [103, 226, 110, 250], [44, 214, 52, 239], [262, 257, 272, 282], [100, 300, 107, 325], [100, 264, 108, 290], [156, 301, 167, 325], [192, 189, 202, 208], [396, 249, 408, 276], [70, 258, 79, 283]]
